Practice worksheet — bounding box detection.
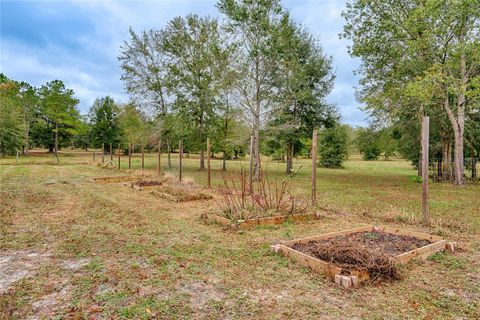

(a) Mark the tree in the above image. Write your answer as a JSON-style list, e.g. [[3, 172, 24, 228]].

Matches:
[[17, 82, 38, 155], [268, 18, 336, 173], [218, 0, 287, 179], [0, 76, 23, 156], [212, 100, 249, 170], [118, 103, 147, 149], [119, 28, 170, 115], [356, 127, 381, 161], [73, 116, 92, 151], [162, 14, 233, 170], [88, 96, 121, 152], [342, 0, 480, 185], [318, 124, 349, 168], [37, 80, 79, 157]]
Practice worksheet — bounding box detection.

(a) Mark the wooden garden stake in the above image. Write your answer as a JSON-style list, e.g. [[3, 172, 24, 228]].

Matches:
[[312, 129, 318, 204], [249, 135, 254, 193], [101, 143, 104, 164], [128, 143, 132, 170], [421, 116, 430, 225], [179, 140, 183, 182], [141, 145, 145, 172], [110, 142, 113, 161], [117, 145, 121, 169], [157, 139, 161, 176], [207, 138, 211, 188]]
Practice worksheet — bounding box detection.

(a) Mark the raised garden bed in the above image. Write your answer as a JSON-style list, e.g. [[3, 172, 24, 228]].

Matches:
[[89, 176, 138, 184], [125, 180, 163, 191], [149, 185, 213, 202], [271, 225, 455, 289], [202, 211, 321, 229]]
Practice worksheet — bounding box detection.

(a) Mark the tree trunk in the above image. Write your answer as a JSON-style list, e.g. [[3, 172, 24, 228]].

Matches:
[[55, 123, 59, 153], [441, 140, 448, 180], [441, 51, 467, 186], [54, 123, 60, 163], [200, 148, 205, 170], [253, 57, 261, 180], [417, 150, 422, 177], [222, 151, 226, 171], [286, 141, 294, 174], [223, 96, 229, 172], [472, 154, 477, 179], [453, 130, 465, 185], [24, 122, 30, 155], [253, 124, 261, 180], [167, 140, 172, 168]]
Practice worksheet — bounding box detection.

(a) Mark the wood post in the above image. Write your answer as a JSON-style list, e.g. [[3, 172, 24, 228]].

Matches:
[[93, 151, 96, 162], [312, 129, 318, 204], [110, 142, 113, 161], [207, 138, 211, 188], [157, 139, 161, 176], [179, 140, 183, 182], [101, 143, 104, 164], [118, 145, 121, 169], [141, 145, 145, 172], [16, 149, 19, 165], [128, 143, 132, 170], [421, 116, 430, 225]]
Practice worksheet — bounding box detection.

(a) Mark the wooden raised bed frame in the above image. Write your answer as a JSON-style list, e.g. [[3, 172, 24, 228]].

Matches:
[[89, 176, 138, 184], [123, 181, 163, 191], [202, 212, 321, 229], [271, 225, 454, 289], [150, 190, 213, 202]]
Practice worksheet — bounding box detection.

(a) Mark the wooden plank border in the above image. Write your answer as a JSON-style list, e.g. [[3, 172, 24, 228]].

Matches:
[[202, 212, 321, 229], [272, 225, 448, 288]]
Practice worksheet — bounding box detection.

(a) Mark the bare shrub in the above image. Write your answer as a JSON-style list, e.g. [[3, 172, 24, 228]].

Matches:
[[218, 168, 308, 220]]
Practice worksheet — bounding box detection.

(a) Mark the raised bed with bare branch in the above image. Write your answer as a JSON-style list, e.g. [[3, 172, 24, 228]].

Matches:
[[203, 169, 319, 229], [271, 225, 455, 289]]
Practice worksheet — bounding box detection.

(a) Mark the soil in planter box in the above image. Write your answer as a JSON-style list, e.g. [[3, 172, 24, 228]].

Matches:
[[155, 185, 212, 202], [132, 180, 163, 187], [291, 230, 432, 281]]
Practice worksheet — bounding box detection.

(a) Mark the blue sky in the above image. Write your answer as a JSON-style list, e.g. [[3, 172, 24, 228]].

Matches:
[[0, 0, 367, 126]]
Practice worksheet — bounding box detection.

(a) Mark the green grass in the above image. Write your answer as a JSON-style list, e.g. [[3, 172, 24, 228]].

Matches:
[[1, 150, 479, 319]]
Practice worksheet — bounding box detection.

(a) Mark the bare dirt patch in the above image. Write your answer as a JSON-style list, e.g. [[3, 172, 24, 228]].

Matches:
[[0, 250, 52, 294], [177, 281, 228, 313], [26, 282, 73, 320]]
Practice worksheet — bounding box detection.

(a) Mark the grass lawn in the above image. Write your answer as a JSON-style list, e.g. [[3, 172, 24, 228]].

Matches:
[[1, 150, 479, 319]]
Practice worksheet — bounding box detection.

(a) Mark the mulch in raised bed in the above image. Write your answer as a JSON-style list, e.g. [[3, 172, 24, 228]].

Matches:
[[291, 230, 432, 281]]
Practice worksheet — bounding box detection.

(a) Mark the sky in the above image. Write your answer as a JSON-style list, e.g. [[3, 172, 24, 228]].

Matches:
[[0, 0, 368, 126]]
